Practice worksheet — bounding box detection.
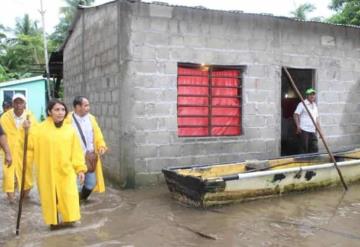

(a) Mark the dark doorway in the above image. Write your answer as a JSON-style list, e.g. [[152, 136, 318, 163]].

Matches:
[[281, 68, 315, 156]]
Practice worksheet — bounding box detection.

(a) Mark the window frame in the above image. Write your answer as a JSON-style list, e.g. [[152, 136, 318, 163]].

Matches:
[[177, 63, 244, 138], [3, 89, 27, 104]]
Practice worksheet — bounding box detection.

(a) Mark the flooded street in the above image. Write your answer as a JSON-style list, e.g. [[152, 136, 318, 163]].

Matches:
[[1, 167, 360, 247]]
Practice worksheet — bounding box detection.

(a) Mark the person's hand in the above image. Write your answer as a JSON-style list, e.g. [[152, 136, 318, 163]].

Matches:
[[98, 147, 107, 156], [5, 152, 12, 167], [23, 119, 31, 130], [78, 172, 85, 185], [296, 127, 302, 135]]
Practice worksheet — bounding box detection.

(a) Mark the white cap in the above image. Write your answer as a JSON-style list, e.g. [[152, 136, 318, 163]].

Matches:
[[12, 93, 26, 103]]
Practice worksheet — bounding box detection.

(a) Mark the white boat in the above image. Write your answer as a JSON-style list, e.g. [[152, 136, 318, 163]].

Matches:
[[162, 149, 360, 207]]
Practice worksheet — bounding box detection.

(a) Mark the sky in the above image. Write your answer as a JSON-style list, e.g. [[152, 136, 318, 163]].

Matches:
[[0, 0, 335, 33]]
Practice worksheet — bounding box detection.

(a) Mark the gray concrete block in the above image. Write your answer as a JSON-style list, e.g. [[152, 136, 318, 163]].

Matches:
[[135, 145, 158, 159], [134, 117, 158, 131], [145, 132, 172, 145], [143, 102, 173, 116]]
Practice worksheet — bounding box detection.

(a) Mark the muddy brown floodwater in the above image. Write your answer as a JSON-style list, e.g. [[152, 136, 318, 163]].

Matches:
[[1, 167, 360, 247]]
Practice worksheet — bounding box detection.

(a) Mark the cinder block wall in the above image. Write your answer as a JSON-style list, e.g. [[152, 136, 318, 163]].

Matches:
[[64, 0, 360, 187], [64, 1, 134, 186]]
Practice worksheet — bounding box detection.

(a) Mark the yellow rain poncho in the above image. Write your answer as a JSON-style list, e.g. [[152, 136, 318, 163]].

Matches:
[[0, 109, 37, 192], [31, 117, 87, 225], [66, 113, 107, 193]]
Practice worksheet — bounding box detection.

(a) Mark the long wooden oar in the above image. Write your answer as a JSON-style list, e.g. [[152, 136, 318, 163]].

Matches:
[[283, 67, 348, 190], [16, 117, 30, 236]]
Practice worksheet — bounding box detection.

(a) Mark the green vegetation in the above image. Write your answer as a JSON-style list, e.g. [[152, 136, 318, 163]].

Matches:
[[0, 0, 93, 83], [328, 0, 360, 26], [0, 1, 359, 84]]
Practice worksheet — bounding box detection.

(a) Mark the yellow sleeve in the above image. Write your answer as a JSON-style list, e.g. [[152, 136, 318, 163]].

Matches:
[[72, 131, 87, 174], [92, 116, 107, 150]]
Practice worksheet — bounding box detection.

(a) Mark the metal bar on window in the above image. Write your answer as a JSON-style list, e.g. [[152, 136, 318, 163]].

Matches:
[[211, 105, 242, 108], [179, 74, 242, 79], [208, 67, 212, 136], [178, 115, 208, 117], [177, 104, 209, 107], [178, 84, 242, 89], [179, 124, 241, 128], [178, 94, 209, 97], [178, 94, 242, 99], [179, 114, 241, 117]]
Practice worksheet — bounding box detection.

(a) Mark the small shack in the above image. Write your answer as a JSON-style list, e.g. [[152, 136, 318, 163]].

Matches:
[[0, 76, 47, 120]]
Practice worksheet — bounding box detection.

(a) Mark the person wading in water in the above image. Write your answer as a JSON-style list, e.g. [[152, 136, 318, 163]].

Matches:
[[30, 99, 86, 229]]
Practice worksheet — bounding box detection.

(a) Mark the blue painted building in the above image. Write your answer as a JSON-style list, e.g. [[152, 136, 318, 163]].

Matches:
[[0, 76, 47, 120]]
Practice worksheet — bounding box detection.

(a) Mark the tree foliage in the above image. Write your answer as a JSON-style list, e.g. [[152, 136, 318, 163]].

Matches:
[[51, 0, 95, 48], [291, 3, 316, 20], [0, 15, 46, 82], [328, 0, 360, 26]]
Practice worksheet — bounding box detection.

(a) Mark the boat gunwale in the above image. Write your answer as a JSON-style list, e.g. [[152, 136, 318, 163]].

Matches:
[[162, 152, 323, 173], [162, 155, 360, 183]]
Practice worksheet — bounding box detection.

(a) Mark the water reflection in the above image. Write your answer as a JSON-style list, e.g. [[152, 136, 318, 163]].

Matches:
[[1, 168, 360, 247]]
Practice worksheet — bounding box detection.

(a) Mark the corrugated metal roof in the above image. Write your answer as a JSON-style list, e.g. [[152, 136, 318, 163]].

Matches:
[[59, 0, 360, 52], [143, 0, 360, 30]]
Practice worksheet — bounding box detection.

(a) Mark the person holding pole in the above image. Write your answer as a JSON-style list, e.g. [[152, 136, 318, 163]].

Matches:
[[0, 124, 12, 182], [66, 96, 107, 201], [0, 125, 12, 167], [293, 88, 322, 154], [30, 99, 86, 229], [0, 94, 37, 202], [285, 68, 347, 190]]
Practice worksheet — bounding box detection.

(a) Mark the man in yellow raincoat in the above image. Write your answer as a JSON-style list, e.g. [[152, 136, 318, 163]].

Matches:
[[30, 99, 87, 227], [66, 96, 107, 201], [0, 94, 37, 202]]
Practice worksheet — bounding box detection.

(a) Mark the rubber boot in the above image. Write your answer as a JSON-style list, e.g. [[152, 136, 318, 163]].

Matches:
[[80, 187, 92, 201]]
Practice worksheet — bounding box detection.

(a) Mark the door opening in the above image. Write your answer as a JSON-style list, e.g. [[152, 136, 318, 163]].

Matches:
[[281, 68, 315, 156]]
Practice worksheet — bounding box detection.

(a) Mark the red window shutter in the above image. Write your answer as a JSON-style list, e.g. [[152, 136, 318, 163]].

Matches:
[[177, 65, 242, 137], [178, 66, 209, 137], [210, 70, 241, 136]]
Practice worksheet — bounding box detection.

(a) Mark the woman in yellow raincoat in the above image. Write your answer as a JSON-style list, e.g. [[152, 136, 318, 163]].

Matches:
[[31, 99, 87, 227]]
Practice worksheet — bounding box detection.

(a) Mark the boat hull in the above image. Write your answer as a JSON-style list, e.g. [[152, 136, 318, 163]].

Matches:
[[163, 152, 360, 207]]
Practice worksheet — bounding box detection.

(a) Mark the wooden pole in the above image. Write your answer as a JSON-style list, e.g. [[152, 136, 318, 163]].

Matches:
[[39, 0, 52, 99], [16, 119, 30, 235], [283, 67, 348, 190]]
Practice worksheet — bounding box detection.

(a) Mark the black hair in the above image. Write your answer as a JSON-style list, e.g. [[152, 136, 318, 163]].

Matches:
[[73, 96, 88, 108], [47, 99, 68, 117], [2, 100, 11, 108]]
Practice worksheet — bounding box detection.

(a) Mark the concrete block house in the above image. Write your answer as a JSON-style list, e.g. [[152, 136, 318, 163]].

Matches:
[[59, 0, 360, 187]]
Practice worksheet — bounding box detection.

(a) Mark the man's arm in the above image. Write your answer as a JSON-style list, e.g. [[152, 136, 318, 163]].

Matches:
[[293, 113, 301, 134], [0, 134, 12, 166]]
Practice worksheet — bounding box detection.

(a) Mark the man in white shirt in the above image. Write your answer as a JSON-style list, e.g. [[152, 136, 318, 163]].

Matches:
[[293, 88, 321, 154], [70, 96, 107, 201]]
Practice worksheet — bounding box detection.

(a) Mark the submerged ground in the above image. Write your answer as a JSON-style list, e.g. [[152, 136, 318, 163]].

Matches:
[[1, 167, 360, 247]]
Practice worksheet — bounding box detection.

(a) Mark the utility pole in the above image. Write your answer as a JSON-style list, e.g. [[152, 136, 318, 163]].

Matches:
[[39, 0, 52, 100]]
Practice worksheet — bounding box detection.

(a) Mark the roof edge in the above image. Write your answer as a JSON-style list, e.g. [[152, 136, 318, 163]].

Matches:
[[58, 0, 360, 52]]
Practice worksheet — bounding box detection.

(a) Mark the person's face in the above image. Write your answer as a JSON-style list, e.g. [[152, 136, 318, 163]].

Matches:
[[307, 93, 316, 102], [13, 98, 26, 116], [48, 103, 66, 123], [75, 98, 90, 117]]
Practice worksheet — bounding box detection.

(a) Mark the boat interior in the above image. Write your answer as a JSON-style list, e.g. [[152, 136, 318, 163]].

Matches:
[[174, 149, 360, 180]]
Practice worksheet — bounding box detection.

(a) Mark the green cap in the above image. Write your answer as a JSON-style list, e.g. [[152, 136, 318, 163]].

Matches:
[[305, 88, 316, 95]]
